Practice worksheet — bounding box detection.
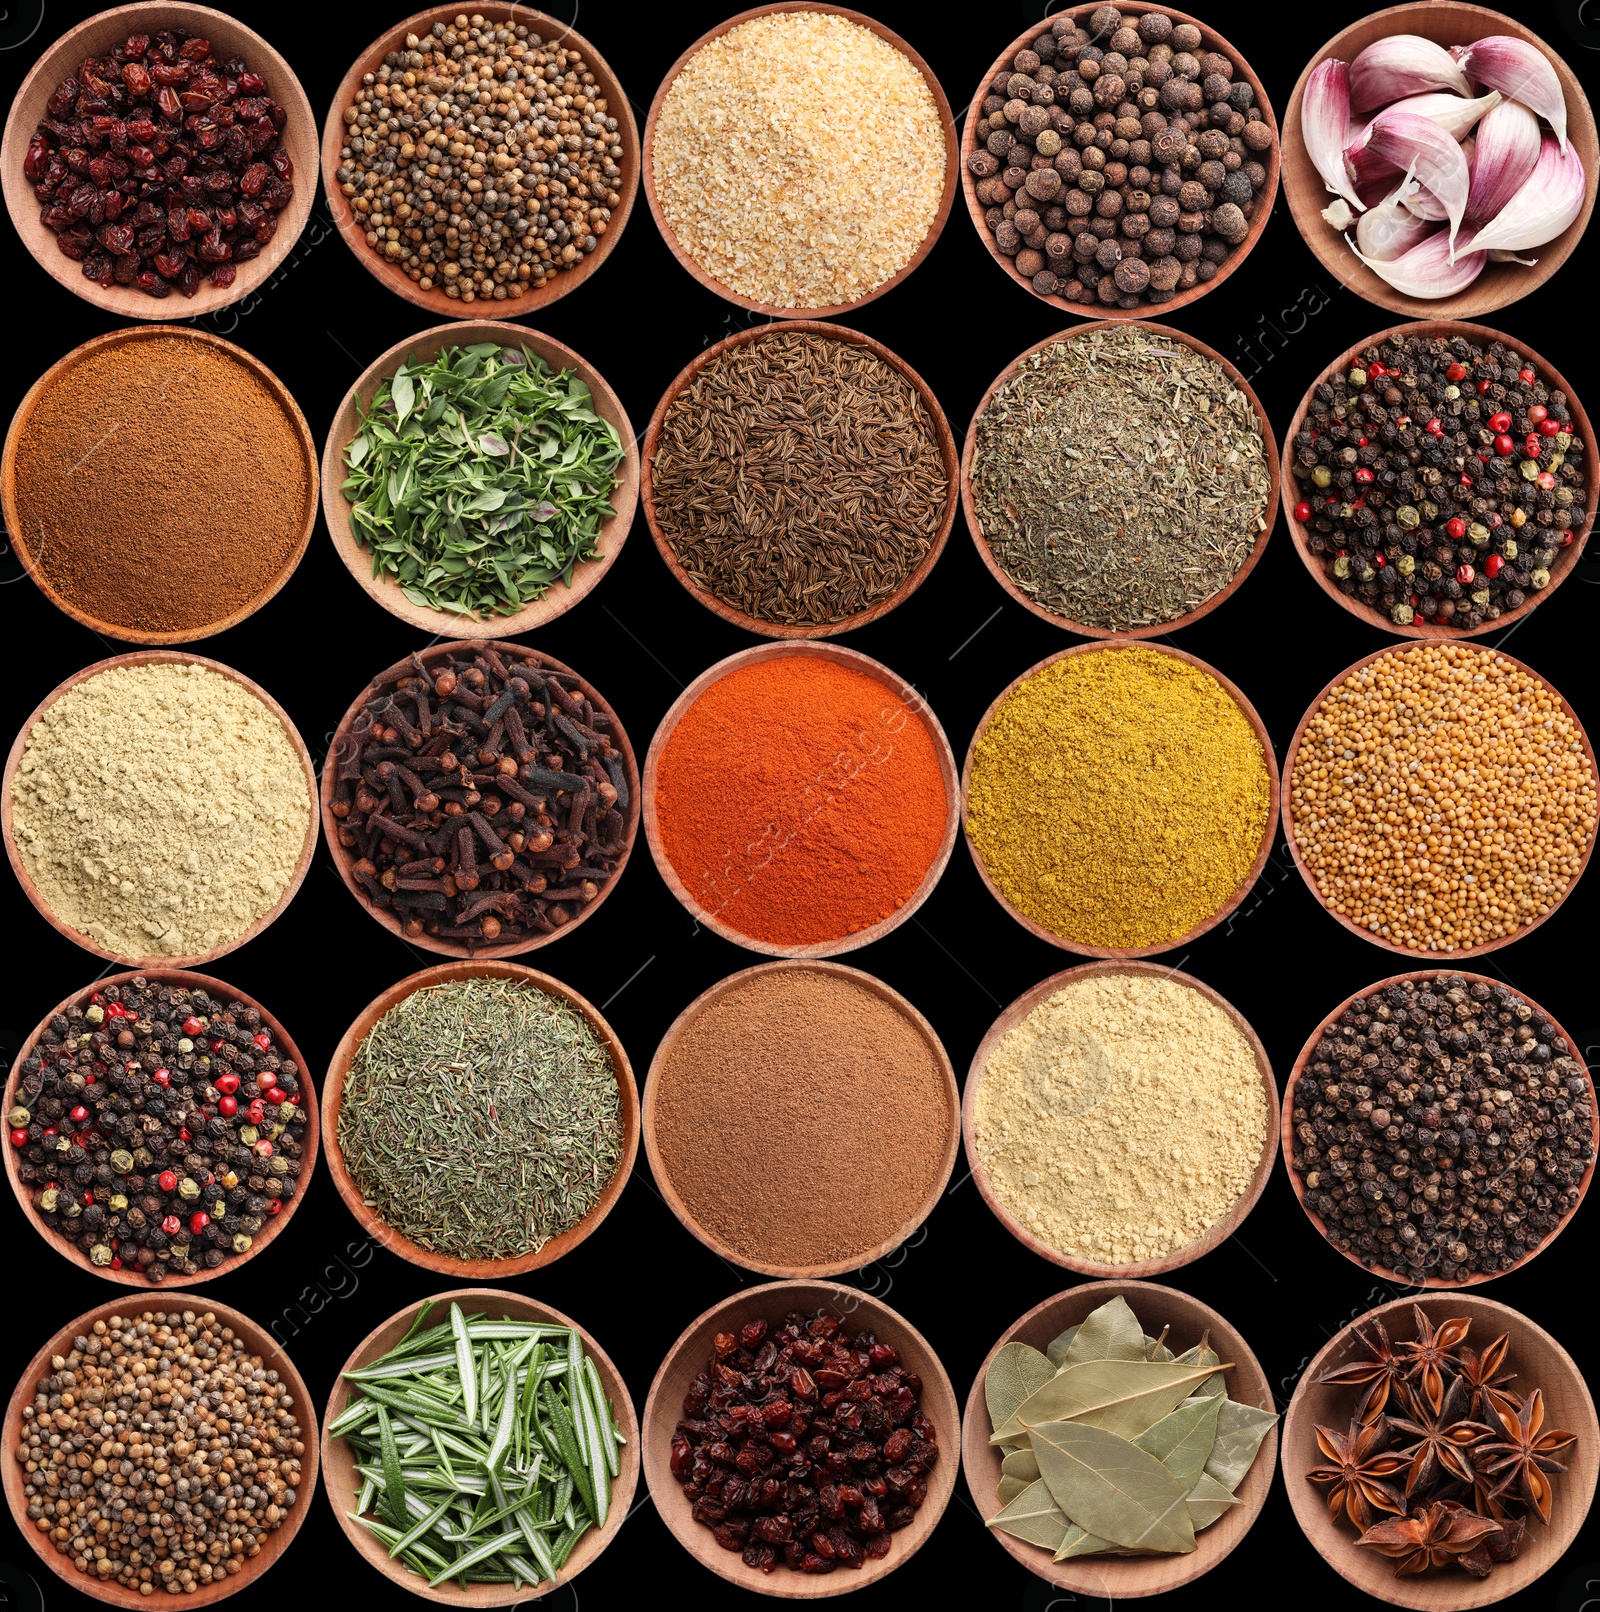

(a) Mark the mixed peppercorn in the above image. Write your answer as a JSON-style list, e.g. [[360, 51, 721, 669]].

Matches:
[[8, 979, 308, 1280], [1291, 334, 1587, 627], [24, 28, 294, 297], [670, 1310, 939, 1574], [1290, 977, 1594, 1282]]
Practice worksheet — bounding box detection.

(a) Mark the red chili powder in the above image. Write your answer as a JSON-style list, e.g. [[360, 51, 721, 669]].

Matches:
[[653, 655, 949, 946]]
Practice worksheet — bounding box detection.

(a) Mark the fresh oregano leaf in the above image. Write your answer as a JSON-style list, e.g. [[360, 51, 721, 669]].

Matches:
[[1027, 1420, 1196, 1554]]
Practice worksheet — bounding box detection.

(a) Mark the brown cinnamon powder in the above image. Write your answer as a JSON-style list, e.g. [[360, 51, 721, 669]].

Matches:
[[650, 964, 955, 1272]]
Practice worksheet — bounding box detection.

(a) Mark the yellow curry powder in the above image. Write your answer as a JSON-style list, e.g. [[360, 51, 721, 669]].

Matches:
[[966, 647, 1271, 949]]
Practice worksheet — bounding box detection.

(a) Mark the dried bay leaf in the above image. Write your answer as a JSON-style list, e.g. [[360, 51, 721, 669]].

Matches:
[[1175, 1339, 1227, 1398], [1205, 1399, 1279, 1491], [1185, 1470, 1244, 1529], [986, 1342, 1058, 1433], [1046, 1324, 1080, 1367], [1132, 1393, 1222, 1494], [1144, 1328, 1174, 1363], [1027, 1420, 1196, 1554], [988, 1478, 1071, 1552], [997, 1474, 1029, 1506], [1060, 1296, 1147, 1367], [1002, 1448, 1041, 1484], [993, 1359, 1227, 1444]]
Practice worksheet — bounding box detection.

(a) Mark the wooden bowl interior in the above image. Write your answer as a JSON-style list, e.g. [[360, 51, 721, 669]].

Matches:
[[2, 650, 318, 968], [3, 969, 318, 1287], [322, 960, 638, 1277], [2, 1292, 318, 1610], [1281, 1, 1600, 321], [321, 319, 638, 637], [1, 2, 317, 319], [321, 1287, 639, 1605], [641, 959, 961, 1278], [640, 640, 961, 958], [1282, 640, 1599, 959], [642, 1280, 959, 1597], [641, 3, 958, 319], [1280, 969, 1598, 1288], [319, 639, 640, 958], [320, 5, 639, 321], [960, 1280, 1277, 1598], [1282, 1292, 1599, 1608], [2, 325, 318, 644], [639, 320, 959, 639], [959, 639, 1281, 958], [1281, 321, 1597, 639], [959, 2, 1280, 322], [959, 320, 1281, 637], [962, 960, 1279, 1277]]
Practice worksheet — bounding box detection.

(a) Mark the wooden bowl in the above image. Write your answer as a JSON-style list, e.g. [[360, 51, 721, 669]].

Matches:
[[961, 1280, 1276, 1598], [1281, 969, 1597, 1288], [1283, 642, 1599, 959], [961, 321, 1280, 636], [2, 325, 317, 645], [1, 3, 317, 319], [962, 960, 1279, 1276], [1282, 3, 1600, 321], [322, 1287, 638, 1604], [321, 321, 638, 638], [960, 3, 1280, 322], [641, 641, 961, 958], [321, 6, 639, 321], [640, 321, 958, 639], [1282, 322, 1596, 640], [641, 959, 960, 1278], [3, 967, 318, 1286], [322, 960, 637, 1277], [961, 640, 1281, 958], [642, 1279, 959, 1596], [1282, 1292, 1599, 1607], [320, 640, 639, 957], [2, 650, 318, 968], [642, 4, 957, 319], [2, 1292, 318, 1609]]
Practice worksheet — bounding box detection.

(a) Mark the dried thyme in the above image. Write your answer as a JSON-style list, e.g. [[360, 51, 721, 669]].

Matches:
[[648, 331, 948, 626], [338, 977, 622, 1261], [971, 325, 1270, 630]]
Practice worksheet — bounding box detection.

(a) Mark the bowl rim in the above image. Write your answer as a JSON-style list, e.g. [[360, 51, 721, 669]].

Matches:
[[2, 1289, 319, 1609], [1280, 967, 1598, 1288], [321, 959, 638, 1277], [962, 959, 1280, 1276], [2, 649, 319, 968], [959, 1278, 1279, 1597], [319, 3, 640, 321], [1, 324, 319, 645], [961, 638, 1282, 957], [640, 1276, 960, 1596], [639, 319, 958, 639], [0, 1, 318, 320], [319, 318, 638, 637], [319, 638, 640, 958], [319, 1285, 639, 1604], [640, 639, 961, 958], [1280, 1290, 1600, 1608], [2, 967, 318, 1286], [641, 2, 958, 319], [1280, 0, 1600, 323], [640, 957, 961, 1277], [1282, 640, 1599, 958], [960, 318, 1281, 637], [959, 1, 1281, 322], [1280, 320, 1597, 639]]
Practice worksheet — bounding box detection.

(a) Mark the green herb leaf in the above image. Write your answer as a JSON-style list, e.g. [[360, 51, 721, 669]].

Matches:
[[391, 369, 416, 426], [1026, 1420, 1196, 1555]]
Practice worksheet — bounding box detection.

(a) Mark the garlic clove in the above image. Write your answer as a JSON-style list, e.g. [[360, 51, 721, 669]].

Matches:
[[1466, 98, 1544, 223], [1322, 197, 1358, 229], [1347, 109, 1471, 245], [1357, 165, 1437, 260], [1457, 133, 1586, 256], [1345, 227, 1488, 297], [1304, 57, 1364, 210], [1451, 36, 1568, 152], [1386, 89, 1500, 142], [1405, 139, 1473, 221], [1349, 35, 1471, 115]]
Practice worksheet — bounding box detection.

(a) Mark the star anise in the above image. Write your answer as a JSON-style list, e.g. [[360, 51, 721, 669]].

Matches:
[[1387, 1376, 1493, 1499], [1455, 1509, 1529, 1577], [1478, 1388, 1576, 1524], [1307, 1418, 1408, 1530], [1396, 1307, 1471, 1414], [1454, 1332, 1519, 1426], [1316, 1316, 1408, 1424], [1356, 1500, 1504, 1576]]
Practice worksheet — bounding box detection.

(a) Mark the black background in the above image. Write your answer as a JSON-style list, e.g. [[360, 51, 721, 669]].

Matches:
[[2, 2, 1598, 1609]]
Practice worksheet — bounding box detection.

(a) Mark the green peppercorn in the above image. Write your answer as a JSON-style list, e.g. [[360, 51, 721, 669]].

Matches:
[[1312, 465, 1332, 488], [178, 1176, 200, 1201], [1531, 567, 1551, 588], [1391, 603, 1414, 624], [39, 1186, 59, 1212], [232, 1233, 254, 1254], [84, 1004, 104, 1024], [110, 1148, 134, 1172], [109, 1192, 128, 1211], [1397, 553, 1416, 576], [1397, 505, 1420, 528], [90, 1243, 113, 1266], [1348, 368, 1367, 388]]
